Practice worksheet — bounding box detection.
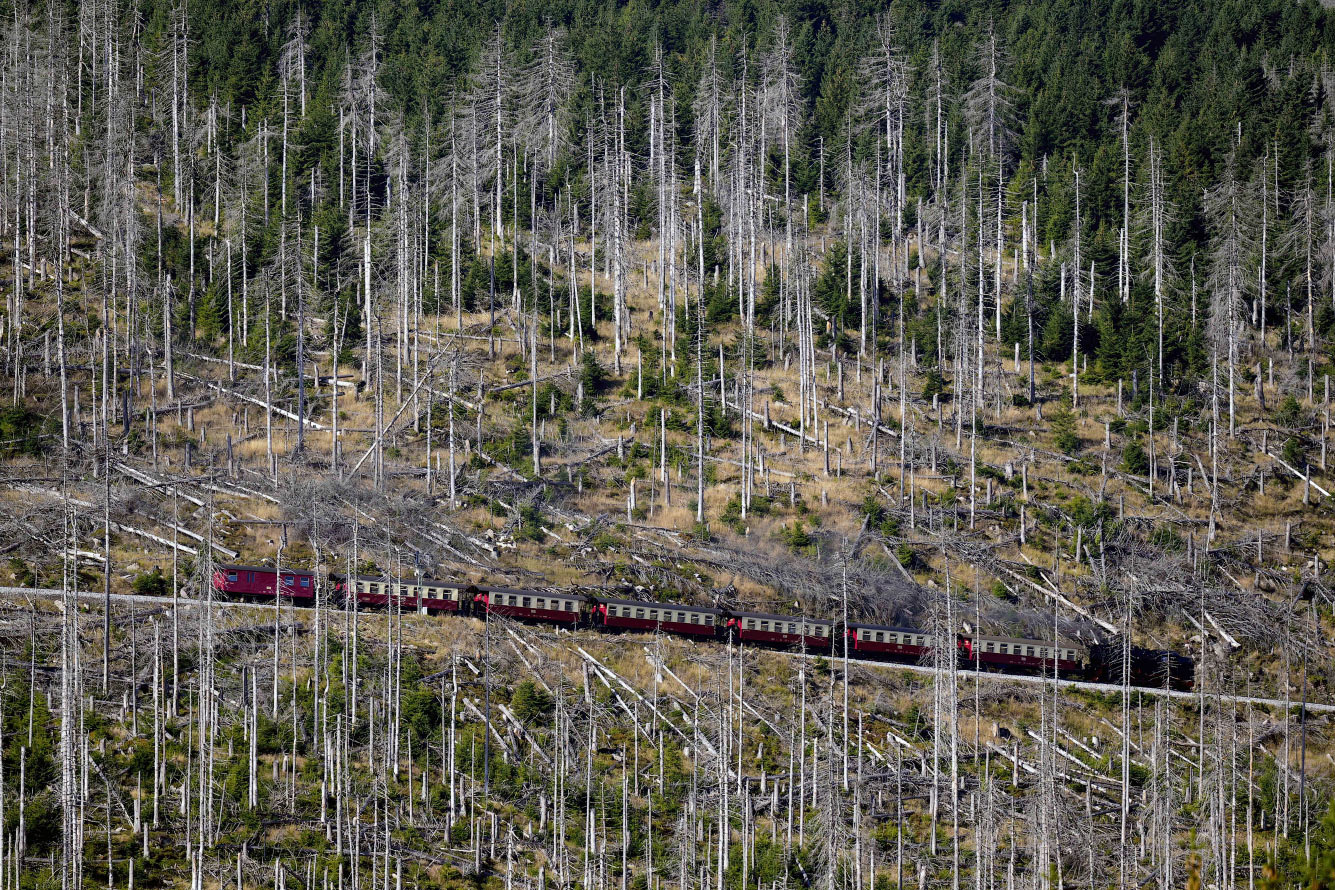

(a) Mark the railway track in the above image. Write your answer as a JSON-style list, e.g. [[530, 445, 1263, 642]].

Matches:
[[1, 584, 1329, 715]]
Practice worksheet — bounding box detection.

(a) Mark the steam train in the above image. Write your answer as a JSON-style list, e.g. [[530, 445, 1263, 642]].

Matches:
[[211, 563, 1195, 691]]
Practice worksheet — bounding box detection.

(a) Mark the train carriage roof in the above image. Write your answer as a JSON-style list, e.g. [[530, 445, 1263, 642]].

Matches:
[[973, 635, 1080, 648], [480, 586, 582, 600], [732, 611, 832, 625], [216, 564, 314, 575], [847, 622, 929, 635], [345, 574, 474, 587], [600, 597, 720, 613]]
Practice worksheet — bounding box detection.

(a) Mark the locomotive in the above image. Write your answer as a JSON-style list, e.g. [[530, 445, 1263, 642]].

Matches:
[[212, 563, 1195, 691]]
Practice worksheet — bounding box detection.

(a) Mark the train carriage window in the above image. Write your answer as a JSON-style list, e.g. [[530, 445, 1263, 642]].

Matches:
[[635, 608, 645, 619], [706, 614, 715, 625], [522, 596, 532, 608], [227, 572, 238, 582], [566, 601, 575, 611], [1026, 646, 1035, 656], [999, 644, 1008, 654], [759, 620, 769, 631], [874, 632, 883, 642], [690, 613, 699, 624]]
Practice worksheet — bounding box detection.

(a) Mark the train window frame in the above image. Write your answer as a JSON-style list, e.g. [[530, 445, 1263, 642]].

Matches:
[[227, 572, 238, 582], [1026, 646, 1035, 656]]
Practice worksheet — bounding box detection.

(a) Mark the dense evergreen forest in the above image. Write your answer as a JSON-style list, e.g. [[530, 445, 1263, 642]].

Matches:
[[3, 0, 1335, 890]]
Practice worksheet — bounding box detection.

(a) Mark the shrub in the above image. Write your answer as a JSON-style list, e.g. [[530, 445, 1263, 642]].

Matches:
[[1121, 439, 1149, 475], [132, 568, 169, 598], [1282, 436, 1307, 469], [779, 522, 817, 556], [1275, 394, 1305, 427], [579, 352, 608, 393], [510, 680, 554, 725], [0, 406, 48, 456], [1050, 409, 1080, 454]]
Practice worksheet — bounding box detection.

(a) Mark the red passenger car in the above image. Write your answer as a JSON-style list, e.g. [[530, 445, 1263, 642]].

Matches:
[[212, 564, 317, 602], [729, 612, 834, 650], [593, 598, 722, 637], [473, 588, 582, 625], [967, 635, 1081, 674], [846, 623, 935, 660], [345, 575, 470, 613]]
